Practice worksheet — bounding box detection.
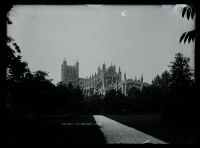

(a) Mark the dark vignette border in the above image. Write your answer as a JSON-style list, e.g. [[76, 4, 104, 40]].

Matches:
[[1, 0, 199, 145]]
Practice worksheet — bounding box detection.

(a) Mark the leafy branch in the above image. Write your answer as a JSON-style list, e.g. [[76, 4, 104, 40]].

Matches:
[[180, 5, 196, 44]]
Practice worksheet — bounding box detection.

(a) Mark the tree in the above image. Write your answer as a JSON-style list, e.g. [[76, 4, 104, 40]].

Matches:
[[103, 89, 127, 114], [152, 75, 162, 87], [180, 5, 196, 44], [168, 52, 193, 93], [6, 14, 31, 116], [160, 52, 195, 126], [160, 70, 171, 92], [128, 87, 140, 98], [6, 8, 29, 81], [152, 71, 170, 89], [6, 36, 29, 81], [33, 70, 50, 82]]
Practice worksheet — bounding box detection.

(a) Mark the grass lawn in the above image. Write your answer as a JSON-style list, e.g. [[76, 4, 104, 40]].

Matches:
[[107, 114, 195, 144], [6, 115, 106, 144]]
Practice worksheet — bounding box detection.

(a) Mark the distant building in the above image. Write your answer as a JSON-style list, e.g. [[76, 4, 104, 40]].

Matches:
[[61, 59, 148, 96], [81, 63, 124, 96], [61, 59, 79, 87]]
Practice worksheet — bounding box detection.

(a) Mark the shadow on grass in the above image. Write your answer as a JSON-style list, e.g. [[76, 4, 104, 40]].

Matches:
[[6, 115, 106, 144]]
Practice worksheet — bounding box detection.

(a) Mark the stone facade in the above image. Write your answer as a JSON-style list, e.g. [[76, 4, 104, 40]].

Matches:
[[80, 64, 125, 96], [61, 59, 79, 87], [61, 59, 146, 96]]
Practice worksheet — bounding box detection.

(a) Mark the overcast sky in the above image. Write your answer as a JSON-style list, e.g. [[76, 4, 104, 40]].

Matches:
[[8, 5, 195, 84]]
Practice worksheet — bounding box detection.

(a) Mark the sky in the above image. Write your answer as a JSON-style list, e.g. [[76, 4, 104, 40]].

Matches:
[[8, 5, 195, 84]]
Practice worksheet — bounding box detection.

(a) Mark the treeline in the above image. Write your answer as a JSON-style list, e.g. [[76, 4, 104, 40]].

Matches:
[[6, 35, 195, 127], [101, 52, 195, 127], [6, 71, 83, 116]]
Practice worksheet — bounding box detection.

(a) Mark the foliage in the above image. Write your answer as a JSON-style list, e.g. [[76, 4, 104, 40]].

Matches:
[[6, 36, 29, 81], [180, 5, 196, 44], [180, 30, 196, 44], [83, 95, 103, 115], [103, 89, 126, 114], [181, 5, 196, 20], [161, 52, 195, 126], [168, 52, 193, 93], [152, 75, 162, 87], [152, 71, 170, 92], [6, 50, 195, 125]]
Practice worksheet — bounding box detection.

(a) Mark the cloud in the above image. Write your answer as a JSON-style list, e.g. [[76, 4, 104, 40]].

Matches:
[[161, 5, 173, 9], [86, 4, 104, 8]]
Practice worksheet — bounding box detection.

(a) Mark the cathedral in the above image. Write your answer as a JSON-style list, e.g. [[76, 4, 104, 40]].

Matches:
[[61, 59, 146, 96], [61, 59, 79, 87]]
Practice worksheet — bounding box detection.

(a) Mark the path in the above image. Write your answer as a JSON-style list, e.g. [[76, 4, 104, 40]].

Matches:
[[93, 115, 167, 144]]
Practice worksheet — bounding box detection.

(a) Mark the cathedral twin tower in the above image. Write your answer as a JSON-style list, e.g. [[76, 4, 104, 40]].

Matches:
[[61, 59, 79, 87], [61, 59, 144, 96]]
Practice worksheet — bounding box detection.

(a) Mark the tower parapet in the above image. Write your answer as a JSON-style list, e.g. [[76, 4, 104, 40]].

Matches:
[[61, 59, 79, 87]]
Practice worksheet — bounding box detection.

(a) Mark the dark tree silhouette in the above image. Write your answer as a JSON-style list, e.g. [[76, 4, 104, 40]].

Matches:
[[6, 6, 29, 81], [6, 36, 29, 81], [168, 52, 193, 93], [128, 87, 140, 98], [161, 52, 194, 127], [160, 70, 171, 91], [152, 75, 162, 87], [180, 5, 196, 44], [33, 70, 50, 81], [103, 89, 126, 114], [152, 70, 170, 93], [83, 95, 103, 115]]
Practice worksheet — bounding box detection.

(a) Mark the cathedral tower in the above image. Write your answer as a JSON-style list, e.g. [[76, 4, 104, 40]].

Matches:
[[61, 59, 79, 87]]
